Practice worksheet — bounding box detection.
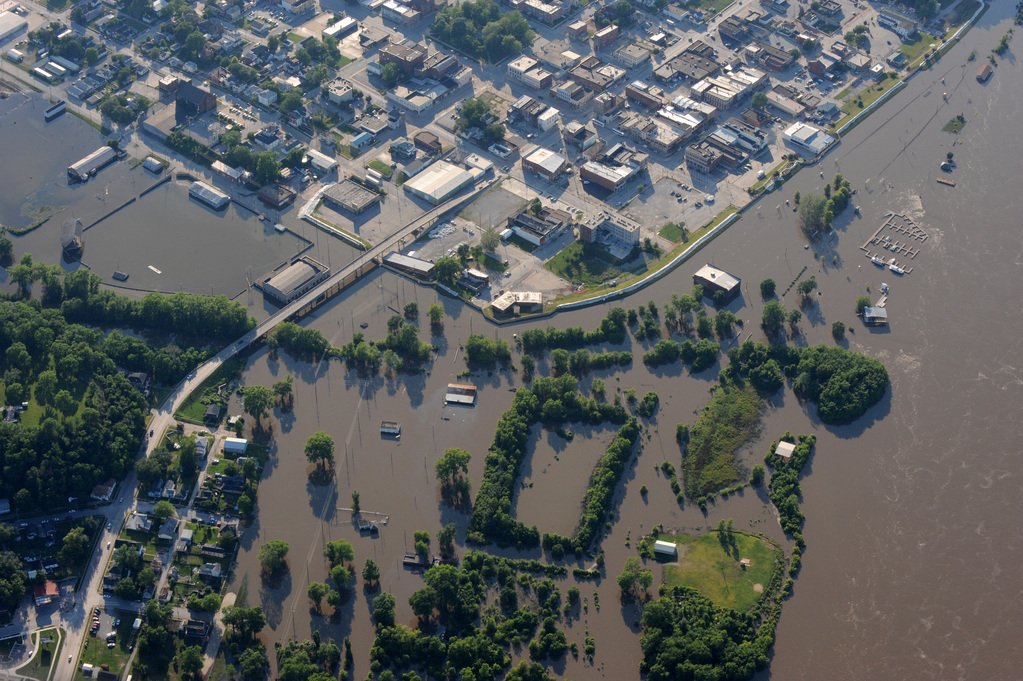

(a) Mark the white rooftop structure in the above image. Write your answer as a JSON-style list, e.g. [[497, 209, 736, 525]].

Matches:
[[654, 540, 678, 557], [403, 161, 475, 204], [775, 441, 796, 460], [783, 122, 834, 155]]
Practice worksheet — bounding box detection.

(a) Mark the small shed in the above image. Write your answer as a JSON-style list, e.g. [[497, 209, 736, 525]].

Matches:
[[775, 441, 795, 460], [863, 306, 889, 326], [740, 558, 751, 570], [654, 540, 678, 558]]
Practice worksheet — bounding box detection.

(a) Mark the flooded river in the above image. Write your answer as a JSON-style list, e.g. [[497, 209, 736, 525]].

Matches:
[[224, 7, 1023, 677], [4, 6, 1022, 677]]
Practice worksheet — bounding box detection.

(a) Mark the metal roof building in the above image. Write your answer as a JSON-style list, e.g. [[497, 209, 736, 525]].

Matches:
[[261, 256, 331, 305], [324, 179, 380, 214], [68, 145, 117, 181], [693, 264, 741, 301], [0, 12, 28, 45], [306, 148, 338, 173], [383, 252, 435, 278], [402, 161, 474, 205]]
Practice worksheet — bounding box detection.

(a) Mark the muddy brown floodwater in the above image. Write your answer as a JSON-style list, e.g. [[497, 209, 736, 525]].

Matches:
[[3, 6, 1021, 678], [226, 8, 1023, 679]]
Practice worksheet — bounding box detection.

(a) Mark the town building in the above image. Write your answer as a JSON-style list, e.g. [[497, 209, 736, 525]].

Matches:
[[878, 11, 918, 40], [506, 205, 572, 246], [568, 56, 625, 93], [323, 16, 358, 40], [379, 41, 428, 75], [490, 291, 543, 314], [326, 78, 354, 105], [693, 264, 741, 301], [517, 0, 564, 24], [783, 121, 834, 156], [775, 441, 796, 460], [718, 15, 750, 42], [564, 121, 598, 151], [620, 113, 687, 154], [324, 180, 380, 214], [744, 42, 795, 71], [593, 24, 619, 50], [578, 210, 641, 258], [175, 81, 216, 122], [33, 581, 59, 607], [381, 0, 421, 24], [403, 161, 475, 204], [414, 130, 442, 154], [614, 42, 652, 68], [579, 143, 648, 192], [390, 138, 417, 159], [383, 253, 435, 278], [257, 182, 297, 209], [549, 80, 590, 108], [522, 147, 569, 181], [625, 81, 666, 110], [261, 256, 331, 305], [689, 67, 767, 109]]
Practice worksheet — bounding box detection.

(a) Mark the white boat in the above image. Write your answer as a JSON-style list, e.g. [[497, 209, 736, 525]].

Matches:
[[871, 256, 885, 266], [890, 265, 905, 275]]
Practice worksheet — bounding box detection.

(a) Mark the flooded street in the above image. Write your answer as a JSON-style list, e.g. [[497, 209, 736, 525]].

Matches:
[[3, 4, 1022, 677]]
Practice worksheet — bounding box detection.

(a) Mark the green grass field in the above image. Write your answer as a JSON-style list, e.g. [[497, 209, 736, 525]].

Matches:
[[900, 32, 939, 65], [367, 159, 393, 178], [79, 618, 135, 676], [662, 531, 777, 612], [659, 222, 688, 243], [545, 241, 625, 287], [173, 357, 245, 424], [16, 628, 63, 681], [683, 384, 764, 498]]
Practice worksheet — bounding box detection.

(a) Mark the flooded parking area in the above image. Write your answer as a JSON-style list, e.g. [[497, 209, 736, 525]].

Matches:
[[82, 181, 310, 296]]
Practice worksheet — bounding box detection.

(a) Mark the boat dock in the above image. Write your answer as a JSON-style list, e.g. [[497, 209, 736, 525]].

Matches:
[[936, 177, 956, 187], [860, 213, 925, 272]]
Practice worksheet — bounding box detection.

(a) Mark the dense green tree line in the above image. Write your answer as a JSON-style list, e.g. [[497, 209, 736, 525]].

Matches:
[[542, 418, 640, 556], [639, 586, 774, 681], [765, 435, 815, 538], [338, 323, 435, 374], [464, 334, 512, 369], [724, 341, 888, 423], [269, 322, 331, 361], [642, 338, 721, 372], [430, 0, 534, 63], [519, 308, 629, 355], [58, 269, 255, 340], [468, 376, 631, 549], [0, 370, 147, 510], [370, 552, 568, 680]]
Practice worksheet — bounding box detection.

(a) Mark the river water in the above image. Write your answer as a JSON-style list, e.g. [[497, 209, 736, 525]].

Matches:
[[4, 6, 1021, 677], [223, 8, 1023, 679], [224, 7, 1023, 677]]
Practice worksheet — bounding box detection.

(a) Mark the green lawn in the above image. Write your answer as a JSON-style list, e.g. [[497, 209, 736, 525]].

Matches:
[[942, 115, 966, 133], [173, 357, 245, 424], [286, 32, 302, 43], [549, 206, 739, 308], [658, 222, 688, 243], [79, 617, 135, 676], [834, 87, 850, 100], [480, 254, 508, 273], [16, 628, 63, 681], [662, 532, 777, 612], [900, 32, 939, 65], [694, 0, 732, 14], [682, 384, 764, 498], [366, 159, 393, 178], [545, 241, 626, 287], [832, 76, 903, 131]]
